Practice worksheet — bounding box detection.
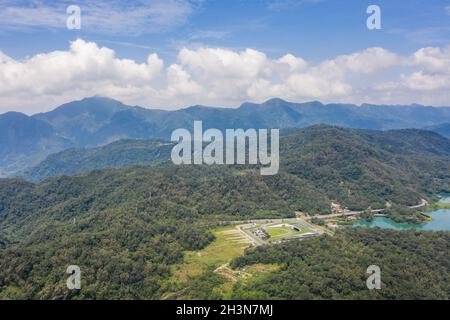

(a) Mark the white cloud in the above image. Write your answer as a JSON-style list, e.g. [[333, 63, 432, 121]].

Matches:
[[410, 46, 450, 73], [0, 39, 164, 112], [372, 45, 450, 104], [400, 72, 450, 91], [166, 64, 202, 97], [276, 54, 308, 72], [0, 0, 201, 35], [1, 39, 450, 114], [326, 47, 401, 74]]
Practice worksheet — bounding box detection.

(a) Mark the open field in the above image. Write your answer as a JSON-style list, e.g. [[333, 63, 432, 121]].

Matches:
[[164, 225, 282, 299], [171, 226, 253, 283], [163, 218, 323, 299], [265, 224, 310, 240]]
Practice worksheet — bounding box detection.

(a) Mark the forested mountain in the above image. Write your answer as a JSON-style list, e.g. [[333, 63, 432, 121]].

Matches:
[[0, 125, 449, 299], [20, 126, 450, 216], [426, 123, 450, 139], [281, 126, 450, 212], [0, 163, 448, 299], [177, 229, 450, 300], [227, 229, 450, 300], [0, 166, 304, 299], [1, 97, 450, 176], [22, 139, 174, 182], [0, 112, 72, 177]]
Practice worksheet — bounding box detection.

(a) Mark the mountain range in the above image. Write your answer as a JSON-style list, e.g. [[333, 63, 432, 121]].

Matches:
[[1, 96, 450, 176], [17, 125, 450, 220]]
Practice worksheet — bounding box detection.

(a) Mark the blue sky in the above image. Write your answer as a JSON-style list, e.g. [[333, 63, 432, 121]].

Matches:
[[1, 0, 449, 61], [0, 0, 449, 113]]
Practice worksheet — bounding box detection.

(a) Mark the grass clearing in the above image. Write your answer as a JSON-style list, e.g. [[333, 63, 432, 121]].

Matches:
[[265, 224, 310, 241], [218, 263, 281, 299], [165, 219, 319, 299], [266, 226, 293, 238], [171, 225, 253, 283]]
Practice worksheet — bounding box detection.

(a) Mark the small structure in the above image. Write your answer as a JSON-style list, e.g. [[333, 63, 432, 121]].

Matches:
[[331, 202, 344, 214], [253, 229, 269, 239]]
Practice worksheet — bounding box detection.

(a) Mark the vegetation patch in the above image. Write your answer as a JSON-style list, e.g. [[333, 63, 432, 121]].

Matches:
[[170, 226, 253, 284]]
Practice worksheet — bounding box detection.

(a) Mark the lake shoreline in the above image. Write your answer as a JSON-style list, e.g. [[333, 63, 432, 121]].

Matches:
[[353, 196, 450, 231]]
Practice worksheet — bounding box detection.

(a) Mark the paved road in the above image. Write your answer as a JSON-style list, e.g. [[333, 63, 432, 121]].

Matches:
[[305, 199, 429, 220], [409, 198, 429, 209], [305, 209, 382, 220]]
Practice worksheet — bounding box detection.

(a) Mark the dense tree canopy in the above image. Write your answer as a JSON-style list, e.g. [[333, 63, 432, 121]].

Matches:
[[0, 126, 449, 299], [229, 229, 450, 300]]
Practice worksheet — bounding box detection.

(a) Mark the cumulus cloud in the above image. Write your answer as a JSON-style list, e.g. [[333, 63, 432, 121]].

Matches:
[[372, 45, 450, 104], [0, 39, 450, 114], [0, 39, 164, 112], [410, 46, 450, 73], [0, 40, 164, 92]]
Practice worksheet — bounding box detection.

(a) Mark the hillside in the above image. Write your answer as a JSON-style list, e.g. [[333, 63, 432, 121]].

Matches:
[[0, 165, 316, 299], [22, 139, 174, 182], [280, 126, 450, 212], [226, 228, 450, 300], [20, 126, 450, 215], [33, 97, 133, 146], [0, 126, 449, 299], [5, 121, 450, 241], [177, 228, 450, 300], [1, 97, 450, 175], [425, 123, 450, 139], [0, 112, 72, 177], [0, 164, 448, 299]]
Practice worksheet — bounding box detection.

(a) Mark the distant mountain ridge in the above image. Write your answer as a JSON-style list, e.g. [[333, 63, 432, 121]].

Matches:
[[425, 123, 450, 138], [0, 111, 72, 177], [1, 96, 450, 176]]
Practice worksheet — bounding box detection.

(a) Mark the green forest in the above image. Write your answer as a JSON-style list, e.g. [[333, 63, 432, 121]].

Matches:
[[0, 126, 449, 299], [184, 229, 450, 300]]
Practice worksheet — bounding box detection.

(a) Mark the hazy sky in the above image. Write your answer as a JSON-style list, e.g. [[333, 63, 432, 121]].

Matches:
[[0, 0, 449, 113]]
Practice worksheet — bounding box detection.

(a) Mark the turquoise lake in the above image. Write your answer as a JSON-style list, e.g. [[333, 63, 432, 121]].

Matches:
[[353, 197, 450, 231]]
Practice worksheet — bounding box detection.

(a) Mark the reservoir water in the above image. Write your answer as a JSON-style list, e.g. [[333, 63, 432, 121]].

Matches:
[[353, 196, 450, 231]]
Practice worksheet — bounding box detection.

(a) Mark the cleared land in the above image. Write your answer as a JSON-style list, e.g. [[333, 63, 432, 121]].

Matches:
[[171, 226, 253, 283], [265, 224, 309, 241], [164, 225, 281, 299], [164, 219, 322, 299]]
